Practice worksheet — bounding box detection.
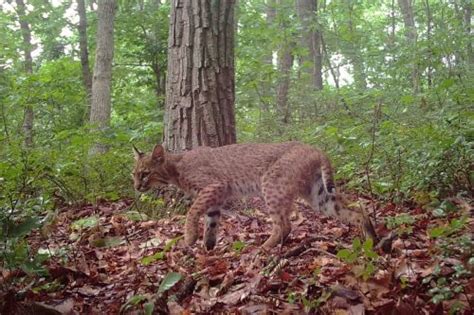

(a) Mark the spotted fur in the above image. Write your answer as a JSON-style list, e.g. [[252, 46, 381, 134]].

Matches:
[[132, 142, 376, 251]]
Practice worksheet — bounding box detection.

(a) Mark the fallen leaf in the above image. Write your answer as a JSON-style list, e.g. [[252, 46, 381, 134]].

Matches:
[[77, 285, 100, 296]]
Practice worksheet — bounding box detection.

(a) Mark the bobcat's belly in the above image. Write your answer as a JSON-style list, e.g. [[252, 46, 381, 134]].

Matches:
[[230, 180, 262, 198]]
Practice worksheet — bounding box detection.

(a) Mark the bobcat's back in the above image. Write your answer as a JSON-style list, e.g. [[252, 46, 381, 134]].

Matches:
[[175, 142, 303, 196]]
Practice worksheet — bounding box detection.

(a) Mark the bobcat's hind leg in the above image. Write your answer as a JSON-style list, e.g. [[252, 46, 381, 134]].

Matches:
[[184, 183, 228, 247], [261, 181, 294, 250], [261, 200, 293, 250], [203, 207, 221, 250]]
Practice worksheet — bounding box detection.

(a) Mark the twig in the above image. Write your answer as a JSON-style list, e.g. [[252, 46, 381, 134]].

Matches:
[[364, 103, 381, 223]]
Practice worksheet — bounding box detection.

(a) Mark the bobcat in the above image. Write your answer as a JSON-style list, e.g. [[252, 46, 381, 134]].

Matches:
[[132, 142, 376, 251]]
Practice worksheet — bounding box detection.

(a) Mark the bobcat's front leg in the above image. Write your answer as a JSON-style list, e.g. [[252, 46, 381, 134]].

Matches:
[[184, 183, 227, 247]]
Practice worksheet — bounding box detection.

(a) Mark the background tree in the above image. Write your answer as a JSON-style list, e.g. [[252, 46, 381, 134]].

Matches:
[[77, 0, 93, 116], [398, 0, 419, 93], [296, 0, 323, 90], [275, 0, 295, 128], [163, 0, 237, 152], [15, 0, 34, 146], [89, 0, 117, 154]]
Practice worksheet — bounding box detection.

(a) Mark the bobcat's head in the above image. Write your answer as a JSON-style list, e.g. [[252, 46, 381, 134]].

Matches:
[[132, 144, 170, 192]]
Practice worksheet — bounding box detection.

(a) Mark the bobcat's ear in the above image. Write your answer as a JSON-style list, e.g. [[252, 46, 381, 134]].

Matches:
[[132, 145, 143, 160], [152, 144, 165, 162]]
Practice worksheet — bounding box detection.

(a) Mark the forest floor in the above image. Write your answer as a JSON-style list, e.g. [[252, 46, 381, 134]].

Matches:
[[2, 193, 473, 314]]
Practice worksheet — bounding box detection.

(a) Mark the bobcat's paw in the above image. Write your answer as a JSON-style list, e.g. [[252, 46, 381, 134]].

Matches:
[[262, 235, 280, 252], [204, 234, 217, 251]]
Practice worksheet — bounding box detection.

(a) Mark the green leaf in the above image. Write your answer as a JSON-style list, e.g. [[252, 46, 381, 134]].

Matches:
[[438, 78, 454, 90], [428, 226, 446, 238], [163, 236, 182, 252], [337, 249, 352, 261], [158, 272, 182, 294], [363, 238, 374, 252], [440, 200, 457, 213], [120, 295, 147, 313], [449, 217, 466, 231], [352, 238, 362, 251], [140, 251, 165, 265], [232, 240, 246, 253], [8, 217, 40, 238], [432, 208, 446, 217], [140, 236, 181, 265], [144, 302, 154, 315], [122, 211, 149, 221], [71, 216, 99, 230]]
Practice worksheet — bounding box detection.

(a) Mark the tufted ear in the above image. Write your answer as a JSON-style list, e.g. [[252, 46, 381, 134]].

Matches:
[[132, 144, 143, 160], [151, 144, 165, 162]]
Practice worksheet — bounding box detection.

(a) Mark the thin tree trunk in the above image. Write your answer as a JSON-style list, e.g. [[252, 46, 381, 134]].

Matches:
[[265, 0, 276, 67], [322, 36, 339, 90], [276, 44, 294, 125], [151, 60, 162, 102], [16, 0, 34, 147], [296, 0, 323, 90], [164, 0, 236, 152], [313, 20, 323, 90], [346, 2, 366, 90], [257, 0, 276, 113], [398, 0, 419, 93], [424, 0, 432, 88], [274, 0, 295, 127], [89, 0, 116, 154], [77, 0, 93, 120], [463, 1, 473, 65]]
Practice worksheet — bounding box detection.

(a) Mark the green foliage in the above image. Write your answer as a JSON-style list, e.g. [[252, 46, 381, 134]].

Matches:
[[120, 294, 153, 314], [287, 289, 331, 312], [337, 237, 379, 280], [432, 200, 459, 218], [421, 206, 472, 312], [136, 194, 167, 218], [428, 217, 467, 239], [157, 272, 182, 294], [119, 272, 182, 314], [140, 236, 181, 266], [422, 263, 472, 313], [231, 240, 246, 254], [385, 213, 416, 235], [71, 216, 99, 230]]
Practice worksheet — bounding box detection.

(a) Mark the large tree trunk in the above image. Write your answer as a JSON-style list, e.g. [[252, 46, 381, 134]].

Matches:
[[296, 0, 323, 90], [77, 0, 93, 119], [16, 0, 34, 147], [398, 0, 419, 93], [164, 0, 236, 152], [89, 0, 116, 154]]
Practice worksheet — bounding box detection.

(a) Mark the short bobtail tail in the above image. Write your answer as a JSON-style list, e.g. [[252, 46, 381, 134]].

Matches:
[[320, 155, 336, 194], [312, 155, 339, 217]]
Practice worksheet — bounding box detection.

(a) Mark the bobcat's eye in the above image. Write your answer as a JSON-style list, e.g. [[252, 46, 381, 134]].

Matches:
[[141, 171, 151, 180]]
